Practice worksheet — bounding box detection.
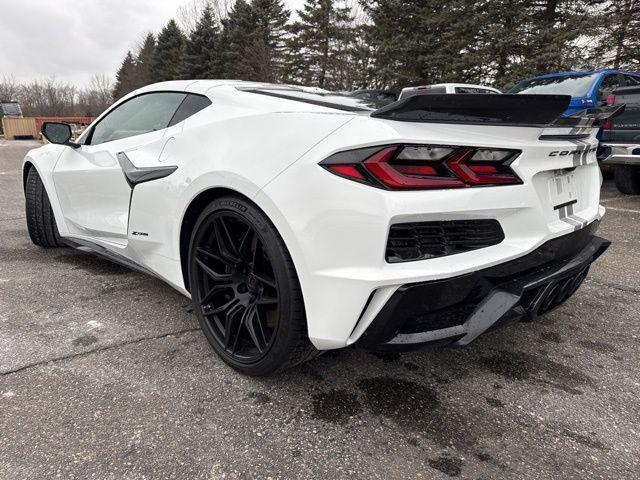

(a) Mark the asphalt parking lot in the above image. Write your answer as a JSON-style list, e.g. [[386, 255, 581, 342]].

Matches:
[[1, 139, 639, 479]]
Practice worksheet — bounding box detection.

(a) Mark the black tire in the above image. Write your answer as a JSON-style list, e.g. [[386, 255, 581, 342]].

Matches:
[[25, 167, 64, 248], [614, 165, 640, 195], [188, 196, 317, 376]]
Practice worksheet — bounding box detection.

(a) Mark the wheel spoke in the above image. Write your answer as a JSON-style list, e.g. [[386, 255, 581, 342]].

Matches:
[[201, 295, 238, 316], [224, 303, 245, 352], [254, 308, 269, 347], [251, 237, 262, 267], [196, 247, 236, 268], [214, 217, 242, 264], [199, 285, 233, 307], [212, 298, 239, 314], [252, 273, 276, 289], [244, 304, 265, 352], [238, 227, 255, 264], [195, 258, 233, 283], [257, 295, 278, 306]]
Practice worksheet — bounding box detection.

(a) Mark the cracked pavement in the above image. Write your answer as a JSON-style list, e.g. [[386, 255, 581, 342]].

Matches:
[[1, 139, 639, 479]]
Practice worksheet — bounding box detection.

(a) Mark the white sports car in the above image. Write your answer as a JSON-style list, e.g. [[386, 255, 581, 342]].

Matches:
[[24, 80, 614, 375]]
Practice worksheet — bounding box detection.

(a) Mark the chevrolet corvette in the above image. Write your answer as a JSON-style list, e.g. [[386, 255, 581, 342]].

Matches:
[[23, 80, 617, 375]]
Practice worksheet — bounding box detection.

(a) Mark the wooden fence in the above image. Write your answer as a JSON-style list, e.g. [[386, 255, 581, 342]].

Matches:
[[2, 117, 38, 140], [2, 117, 95, 140]]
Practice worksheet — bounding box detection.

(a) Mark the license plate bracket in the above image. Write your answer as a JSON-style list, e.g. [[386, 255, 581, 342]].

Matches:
[[549, 171, 578, 210]]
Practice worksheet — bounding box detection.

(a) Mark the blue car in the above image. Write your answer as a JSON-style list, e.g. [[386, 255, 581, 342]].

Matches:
[[507, 69, 640, 115]]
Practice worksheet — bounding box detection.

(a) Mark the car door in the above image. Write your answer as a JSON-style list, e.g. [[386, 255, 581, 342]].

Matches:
[[51, 92, 187, 245]]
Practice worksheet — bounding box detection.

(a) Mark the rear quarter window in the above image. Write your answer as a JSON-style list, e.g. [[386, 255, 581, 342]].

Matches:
[[455, 87, 496, 94], [169, 94, 212, 126], [625, 75, 640, 86]]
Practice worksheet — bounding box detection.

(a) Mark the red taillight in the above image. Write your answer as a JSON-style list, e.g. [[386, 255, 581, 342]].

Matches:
[[327, 165, 367, 183], [604, 94, 616, 130], [320, 144, 521, 190]]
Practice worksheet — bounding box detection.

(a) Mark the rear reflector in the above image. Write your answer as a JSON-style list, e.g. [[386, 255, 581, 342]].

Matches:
[[321, 144, 521, 190]]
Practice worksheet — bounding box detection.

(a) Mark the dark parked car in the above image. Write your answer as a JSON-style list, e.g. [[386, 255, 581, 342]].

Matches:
[[601, 86, 640, 194], [507, 69, 640, 116], [346, 89, 399, 106]]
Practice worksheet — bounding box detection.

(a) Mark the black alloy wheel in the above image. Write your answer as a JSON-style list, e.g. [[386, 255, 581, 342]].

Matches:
[[189, 196, 316, 375], [193, 210, 279, 362]]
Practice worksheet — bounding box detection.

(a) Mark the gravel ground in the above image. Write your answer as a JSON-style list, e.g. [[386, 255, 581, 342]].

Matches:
[[1, 138, 639, 479]]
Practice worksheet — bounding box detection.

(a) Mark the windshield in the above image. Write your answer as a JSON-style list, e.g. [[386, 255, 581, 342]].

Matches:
[[238, 86, 386, 111], [507, 74, 598, 96]]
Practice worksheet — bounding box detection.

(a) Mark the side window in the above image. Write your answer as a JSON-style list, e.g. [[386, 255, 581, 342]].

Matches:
[[625, 75, 640, 86], [169, 94, 212, 126], [90, 92, 187, 145], [598, 74, 623, 98], [455, 87, 493, 94]]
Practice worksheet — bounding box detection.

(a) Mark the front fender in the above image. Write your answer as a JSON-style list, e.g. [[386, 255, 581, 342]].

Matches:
[[22, 144, 70, 236]]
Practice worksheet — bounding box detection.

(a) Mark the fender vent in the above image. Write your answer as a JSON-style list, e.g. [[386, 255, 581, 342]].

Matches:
[[386, 219, 504, 263]]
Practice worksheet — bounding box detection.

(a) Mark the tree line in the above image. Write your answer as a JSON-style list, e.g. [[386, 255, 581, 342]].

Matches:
[[1, 0, 637, 120], [0, 74, 113, 118], [113, 0, 638, 99]]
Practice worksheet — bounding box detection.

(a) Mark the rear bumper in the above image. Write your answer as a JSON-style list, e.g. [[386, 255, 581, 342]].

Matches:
[[357, 222, 609, 348], [602, 143, 640, 165]]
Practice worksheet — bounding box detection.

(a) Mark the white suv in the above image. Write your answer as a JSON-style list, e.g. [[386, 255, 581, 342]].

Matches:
[[399, 83, 501, 100]]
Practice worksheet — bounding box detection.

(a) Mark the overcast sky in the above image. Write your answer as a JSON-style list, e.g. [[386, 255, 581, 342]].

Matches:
[[1, 0, 305, 86]]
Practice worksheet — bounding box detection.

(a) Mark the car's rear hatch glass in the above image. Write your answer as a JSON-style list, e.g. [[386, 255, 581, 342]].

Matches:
[[507, 73, 598, 96]]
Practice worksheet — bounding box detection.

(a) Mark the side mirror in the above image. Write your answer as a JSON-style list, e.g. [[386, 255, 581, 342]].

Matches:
[[42, 122, 80, 148]]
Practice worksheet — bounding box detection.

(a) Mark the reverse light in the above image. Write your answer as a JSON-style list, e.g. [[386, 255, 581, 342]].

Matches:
[[396, 146, 453, 160], [320, 144, 521, 190]]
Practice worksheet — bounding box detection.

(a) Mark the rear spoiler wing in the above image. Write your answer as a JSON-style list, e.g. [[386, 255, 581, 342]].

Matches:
[[371, 94, 625, 128], [555, 104, 626, 127]]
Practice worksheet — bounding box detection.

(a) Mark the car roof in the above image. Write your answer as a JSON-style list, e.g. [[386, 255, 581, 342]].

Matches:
[[521, 70, 640, 81], [401, 83, 500, 91], [137, 80, 331, 95]]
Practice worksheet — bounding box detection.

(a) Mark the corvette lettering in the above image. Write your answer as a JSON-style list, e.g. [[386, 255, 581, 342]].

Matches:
[[549, 147, 597, 157]]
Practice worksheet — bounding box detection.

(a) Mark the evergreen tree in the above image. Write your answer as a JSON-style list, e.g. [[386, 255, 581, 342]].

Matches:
[[362, 0, 478, 89], [525, 0, 600, 76], [250, 0, 290, 81], [362, 0, 605, 90], [151, 20, 186, 82], [221, 0, 290, 82], [220, 0, 256, 78], [285, 0, 355, 89], [112, 51, 138, 100], [468, 0, 534, 88], [593, 0, 639, 70], [476, 0, 602, 88], [179, 6, 224, 79], [135, 33, 156, 87]]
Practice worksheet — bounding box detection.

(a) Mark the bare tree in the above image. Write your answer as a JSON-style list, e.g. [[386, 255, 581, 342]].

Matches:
[[17, 77, 75, 116], [0, 75, 19, 102], [13, 75, 112, 117], [77, 74, 114, 116], [177, 0, 234, 32]]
